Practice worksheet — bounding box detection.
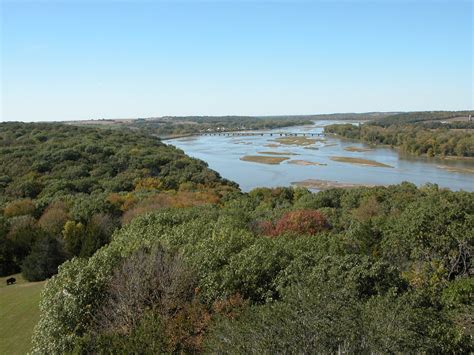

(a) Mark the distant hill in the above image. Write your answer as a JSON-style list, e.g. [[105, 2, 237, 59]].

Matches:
[[369, 110, 473, 127]]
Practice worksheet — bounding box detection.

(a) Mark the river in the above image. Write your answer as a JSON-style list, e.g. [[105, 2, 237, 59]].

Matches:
[[167, 121, 474, 192]]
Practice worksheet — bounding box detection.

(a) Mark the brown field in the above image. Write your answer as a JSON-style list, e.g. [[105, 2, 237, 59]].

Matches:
[[240, 155, 290, 165], [330, 156, 393, 168]]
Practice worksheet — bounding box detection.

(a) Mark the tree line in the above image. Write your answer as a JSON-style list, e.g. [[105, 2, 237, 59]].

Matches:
[[325, 122, 473, 157], [369, 110, 473, 127]]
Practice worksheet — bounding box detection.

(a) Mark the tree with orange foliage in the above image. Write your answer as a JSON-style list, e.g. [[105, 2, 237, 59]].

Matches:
[[134, 177, 163, 191], [38, 202, 69, 235], [3, 199, 36, 218]]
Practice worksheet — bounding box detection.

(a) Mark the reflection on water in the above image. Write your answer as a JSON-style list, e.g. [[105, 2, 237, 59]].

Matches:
[[167, 121, 474, 192]]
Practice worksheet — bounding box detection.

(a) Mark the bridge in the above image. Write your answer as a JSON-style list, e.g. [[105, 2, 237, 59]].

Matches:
[[199, 132, 324, 137]]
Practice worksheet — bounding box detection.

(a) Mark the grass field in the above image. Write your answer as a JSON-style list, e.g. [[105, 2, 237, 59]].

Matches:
[[0, 274, 45, 355]]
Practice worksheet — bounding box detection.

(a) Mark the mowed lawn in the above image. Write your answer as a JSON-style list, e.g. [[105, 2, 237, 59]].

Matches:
[[0, 274, 45, 355]]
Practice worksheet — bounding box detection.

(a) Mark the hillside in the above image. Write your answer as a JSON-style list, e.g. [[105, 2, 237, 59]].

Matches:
[[0, 122, 237, 278]]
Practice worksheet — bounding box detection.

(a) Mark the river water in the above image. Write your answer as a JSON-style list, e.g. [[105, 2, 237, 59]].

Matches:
[[167, 121, 473, 192]]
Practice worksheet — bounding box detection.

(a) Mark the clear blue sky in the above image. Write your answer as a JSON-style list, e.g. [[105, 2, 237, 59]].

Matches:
[[1, 0, 472, 122]]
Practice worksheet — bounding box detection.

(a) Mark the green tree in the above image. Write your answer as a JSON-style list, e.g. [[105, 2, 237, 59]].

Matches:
[[21, 234, 66, 281], [62, 220, 85, 256]]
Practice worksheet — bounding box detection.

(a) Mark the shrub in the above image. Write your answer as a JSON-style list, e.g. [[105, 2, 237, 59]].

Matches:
[[93, 247, 196, 335]]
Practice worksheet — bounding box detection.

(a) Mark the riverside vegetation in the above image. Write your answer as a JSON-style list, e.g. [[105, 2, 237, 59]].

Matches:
[[325, 111, 474, 158], [0, 121, 472, 353]]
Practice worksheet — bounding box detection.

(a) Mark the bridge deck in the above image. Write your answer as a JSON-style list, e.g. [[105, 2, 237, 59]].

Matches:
[[199, 132, 324, 137]]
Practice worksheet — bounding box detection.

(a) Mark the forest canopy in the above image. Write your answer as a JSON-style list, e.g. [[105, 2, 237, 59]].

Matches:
[[32, 184, 473, 353]]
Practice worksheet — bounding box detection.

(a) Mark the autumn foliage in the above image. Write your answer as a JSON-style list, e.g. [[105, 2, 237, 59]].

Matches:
[[261, 210, 330, 237], [3, 199, 36, 218], [121, 191, 221, 224]]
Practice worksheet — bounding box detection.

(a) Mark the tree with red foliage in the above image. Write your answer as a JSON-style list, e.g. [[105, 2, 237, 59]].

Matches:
[[262, 210, 329, 237]]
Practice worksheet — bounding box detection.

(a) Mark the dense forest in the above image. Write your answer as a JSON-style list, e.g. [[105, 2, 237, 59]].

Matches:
[[0, 123, 237, 279], [1, 122, 472, 353], [325, 111, 474, 158], [33, 184, 473, 353]]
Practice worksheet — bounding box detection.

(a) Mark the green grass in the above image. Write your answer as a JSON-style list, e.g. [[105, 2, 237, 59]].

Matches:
[[0, 274, 45, 355]]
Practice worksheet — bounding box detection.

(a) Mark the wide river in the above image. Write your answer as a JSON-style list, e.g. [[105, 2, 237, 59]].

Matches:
[[167, 121, 473, 192]]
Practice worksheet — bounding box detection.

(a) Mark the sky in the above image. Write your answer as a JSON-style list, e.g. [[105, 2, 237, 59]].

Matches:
[[0, 0, 472, 122]]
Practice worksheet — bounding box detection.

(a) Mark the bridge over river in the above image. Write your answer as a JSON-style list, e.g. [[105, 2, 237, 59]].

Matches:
[[199, 132, 325, 137]]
